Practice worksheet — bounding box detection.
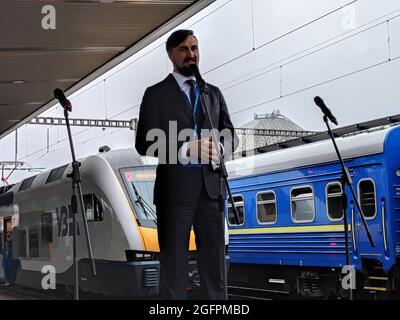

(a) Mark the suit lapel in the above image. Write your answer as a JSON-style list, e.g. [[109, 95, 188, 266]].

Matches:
[[165, 74, 193, 122]]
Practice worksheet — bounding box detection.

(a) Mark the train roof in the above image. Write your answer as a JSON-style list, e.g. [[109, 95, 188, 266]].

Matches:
[[94, 148, 144, 171], [226, 123, 399, 180], [9, 148, 144, 194]]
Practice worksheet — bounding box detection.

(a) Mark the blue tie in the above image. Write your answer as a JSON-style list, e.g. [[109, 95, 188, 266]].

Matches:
[[185, 80, 204, 136], [185, 80, 196, 110]]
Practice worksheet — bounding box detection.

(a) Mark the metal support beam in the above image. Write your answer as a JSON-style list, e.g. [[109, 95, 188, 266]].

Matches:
[[236, 128, 318, 137], [30, 117, 317, 139], [29, 117, 137, 130]]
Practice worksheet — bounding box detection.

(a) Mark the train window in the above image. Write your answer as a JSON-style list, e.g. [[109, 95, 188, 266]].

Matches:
[[41, 213, 53, 243], [19, 176, 36, 192], [83, 194, 104, 222], [326, 183, 344, 221], [228, 195, 245, 226], [45, 165, 68, 184], [121, 167, 157, 225], [291, 187, 315, 223], [256, 191, 277, 224], [29, 229, 39, 258], [0, 193, 13, 207], [358, 179, 376, 219], [18, 230, 27, 257]]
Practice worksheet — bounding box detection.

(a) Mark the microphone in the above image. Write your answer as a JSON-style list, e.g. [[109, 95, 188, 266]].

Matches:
[[189, 64, 206, 88], [314, 96, 338, 125], [54, 88, 72, 111]]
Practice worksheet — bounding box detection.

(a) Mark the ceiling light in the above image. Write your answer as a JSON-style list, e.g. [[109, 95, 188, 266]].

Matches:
[[25, 102, 44, 106]]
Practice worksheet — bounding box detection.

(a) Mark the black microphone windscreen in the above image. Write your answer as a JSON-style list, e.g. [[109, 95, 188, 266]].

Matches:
[[54, 88, 72, 111], [313, 95, 338, 125], [189, 63, 206, 87], [54, 88, 66, 102], [314, 96, 324, 107]]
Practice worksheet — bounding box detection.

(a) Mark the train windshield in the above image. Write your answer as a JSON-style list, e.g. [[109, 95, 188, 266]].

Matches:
[[121, 166, 157, 227]]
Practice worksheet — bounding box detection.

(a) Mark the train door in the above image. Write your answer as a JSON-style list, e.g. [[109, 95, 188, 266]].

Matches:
[[352, 178, 386, 258], [3, 217, 12, 249], [1, 217, 12, 282]]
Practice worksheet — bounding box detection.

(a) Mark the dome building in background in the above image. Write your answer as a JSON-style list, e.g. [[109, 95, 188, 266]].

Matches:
[[236, 110, 317, 155]]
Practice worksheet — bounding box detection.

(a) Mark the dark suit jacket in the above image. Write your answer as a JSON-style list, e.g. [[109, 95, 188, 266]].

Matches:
[[135, 74, 238, 206]]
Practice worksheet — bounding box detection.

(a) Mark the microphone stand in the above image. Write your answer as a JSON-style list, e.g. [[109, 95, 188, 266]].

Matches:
[[196, 79, 241, 301], [57, 91, 97, 300], [320, 114, 375, 300]]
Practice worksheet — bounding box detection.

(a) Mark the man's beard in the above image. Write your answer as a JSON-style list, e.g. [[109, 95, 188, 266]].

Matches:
[[177, 65, 194, 77], [176, 58, 197, 77]]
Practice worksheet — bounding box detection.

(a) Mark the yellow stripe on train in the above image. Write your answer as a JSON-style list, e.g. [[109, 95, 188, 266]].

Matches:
[[139, 227, 197, 252], [229, 224, 351, 235]]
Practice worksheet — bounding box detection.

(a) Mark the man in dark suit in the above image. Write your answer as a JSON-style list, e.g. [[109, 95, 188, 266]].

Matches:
[[135, 29, 238, 300]]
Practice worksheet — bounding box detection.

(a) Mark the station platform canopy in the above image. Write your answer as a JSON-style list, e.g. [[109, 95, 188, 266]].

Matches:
[[0, 0, 214, 140]]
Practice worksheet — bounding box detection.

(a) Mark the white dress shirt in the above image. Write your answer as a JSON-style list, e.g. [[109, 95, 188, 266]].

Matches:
[[172, 71, 225, 163], [172, 71, 196, 105]]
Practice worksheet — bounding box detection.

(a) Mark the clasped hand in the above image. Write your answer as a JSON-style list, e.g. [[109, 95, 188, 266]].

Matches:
[[186, 137, 219, 164]]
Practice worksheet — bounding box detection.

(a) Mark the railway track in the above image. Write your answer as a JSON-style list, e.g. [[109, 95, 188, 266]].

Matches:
[[0, 285, 60, 300], [228, 285, 290, 300], [0, 284, 289, 300]]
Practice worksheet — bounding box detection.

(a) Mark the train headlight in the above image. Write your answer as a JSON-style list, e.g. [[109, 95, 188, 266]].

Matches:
[[126, 250, 158, 262], [396, 169, 400, 177]]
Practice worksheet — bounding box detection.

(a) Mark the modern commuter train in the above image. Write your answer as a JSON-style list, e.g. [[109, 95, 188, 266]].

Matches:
[[225, 116, 400, 299], [0, 148, 198, 298]]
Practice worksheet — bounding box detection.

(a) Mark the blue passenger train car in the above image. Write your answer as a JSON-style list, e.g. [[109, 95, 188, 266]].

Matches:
[[226, 118, 400, 299]]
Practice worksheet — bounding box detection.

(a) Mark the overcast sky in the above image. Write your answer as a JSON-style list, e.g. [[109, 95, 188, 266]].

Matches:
[[1, 0, 400, 183]]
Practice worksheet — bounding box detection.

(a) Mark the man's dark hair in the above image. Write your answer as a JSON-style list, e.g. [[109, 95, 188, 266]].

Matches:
[[166, 29, 195, 52]]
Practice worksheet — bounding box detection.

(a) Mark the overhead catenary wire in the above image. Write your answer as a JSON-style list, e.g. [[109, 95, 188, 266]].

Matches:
[[104, 79, 108, 120], [27, 128, 126, 169], [231, 55, 400, 116], [218, 10, 400, 92], [21, 103, 142, 167], [21, 103, 141, 163], [220, 10, 400, 116], [203, 0, 359, 77], [387, 20, 392, 61]]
